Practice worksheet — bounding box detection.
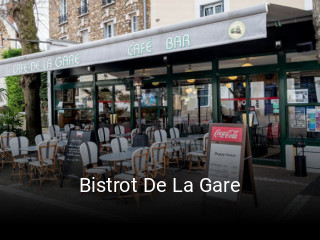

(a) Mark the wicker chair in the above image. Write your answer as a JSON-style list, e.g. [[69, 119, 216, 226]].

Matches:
[[187, 133, 209, 172], [1, 132, 16, 168], [98, 127, 111, 152], [148, 142, 166, 181]]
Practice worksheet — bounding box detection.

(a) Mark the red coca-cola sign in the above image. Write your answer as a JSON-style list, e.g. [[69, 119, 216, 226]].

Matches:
[[211, 126, 243, 143]]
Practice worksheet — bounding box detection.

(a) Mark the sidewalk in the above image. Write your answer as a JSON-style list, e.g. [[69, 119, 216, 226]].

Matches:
[[0, 164, 319, 223]]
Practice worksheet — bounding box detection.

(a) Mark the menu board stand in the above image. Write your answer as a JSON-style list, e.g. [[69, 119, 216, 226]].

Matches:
[[202, 123, 257, 214], [60, 130, 94, 188]]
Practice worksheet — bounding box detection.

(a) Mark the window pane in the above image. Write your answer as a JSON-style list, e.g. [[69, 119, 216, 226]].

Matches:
[[173, 78, 212, 134], [289, 106, 320, 139], [287, 70, 320, 104], [215, 5, 222, 14], [97, 71, 129, 80], [173, 62, 211, 74], [56, 75, 93, 84]]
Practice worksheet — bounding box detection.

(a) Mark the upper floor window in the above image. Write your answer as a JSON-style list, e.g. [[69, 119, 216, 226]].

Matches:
[[102, 0, 114, 6], [80, 29, 89, 43], [200, 1, 223, 17], [79, 0, 89, 16], [59, 0, 68, 24], [131, 15, 138, 33], [103, 21, 114, 38]]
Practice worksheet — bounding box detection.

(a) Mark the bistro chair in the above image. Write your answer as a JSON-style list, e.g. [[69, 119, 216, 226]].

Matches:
[[146, 126, 156, 146], [154, 129, 180, 168], [114, 147, 151, 208], [98, 127, 111, 152], [111, 137, 131, 171], [187, 133, 209, 172], [1, 132, 16, 168], [130, 128, 139, 146], [10, 137, 37, 183], [80, 142, 113, 199], [35, 134, 51, 146], [29, 140, 58, 189], [63, 123, 75, 139], [148, 142, 167, 181], [115, 125, 125, 135], [49, 125, 62, 140]]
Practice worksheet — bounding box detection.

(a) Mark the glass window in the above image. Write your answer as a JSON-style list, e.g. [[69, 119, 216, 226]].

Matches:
[[201, 2, 223, 17], [54, 87, 93, 129], [287, 70, 320, 140], [56, 75, 93, 84], [135, 67, 167, 76], [132, 15, 138, 32], [97, 71, 129, 81], [173, 78, 212, 134], [103, 22, 114, 38], [286, 50, 317, 63], [173, 62, 212, 74], [219, 55, 277, 69], [287, 70, 320, 104], [81, 29, 89, 43], [134, 82, 167, 130]]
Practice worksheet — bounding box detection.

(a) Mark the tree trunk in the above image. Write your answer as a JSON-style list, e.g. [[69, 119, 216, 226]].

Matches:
[[8, 0, 41, 142], [313, 0, 320, 63]]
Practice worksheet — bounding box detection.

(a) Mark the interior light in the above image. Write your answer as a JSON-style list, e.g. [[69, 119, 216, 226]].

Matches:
[[241, 57, 253, 67], [228, 76, 238, 80], [152, 82, 160, 86], [185, 88, 193, 94], [187, 79, 196, 83], [226, 83, 232, 89]]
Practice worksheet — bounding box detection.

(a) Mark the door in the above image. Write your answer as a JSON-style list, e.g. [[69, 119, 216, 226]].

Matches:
[[220, 73, 281, 161]]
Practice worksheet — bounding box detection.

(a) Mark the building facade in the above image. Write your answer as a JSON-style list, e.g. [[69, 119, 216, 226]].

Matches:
[[35, 2, 319, 174], [49, 0, 151, 43]]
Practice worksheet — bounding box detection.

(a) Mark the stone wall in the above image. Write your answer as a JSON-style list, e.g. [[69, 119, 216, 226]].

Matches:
[[49, 0, 151, 42]]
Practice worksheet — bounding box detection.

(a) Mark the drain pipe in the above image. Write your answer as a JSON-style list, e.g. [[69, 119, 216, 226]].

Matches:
[[143, 0, 147, 30]]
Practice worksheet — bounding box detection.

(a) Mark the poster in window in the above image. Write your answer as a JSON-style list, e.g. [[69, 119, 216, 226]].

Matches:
[[307, 108, 317, 132], [290, 107, 306, 129], [287, 89, 308, 104]]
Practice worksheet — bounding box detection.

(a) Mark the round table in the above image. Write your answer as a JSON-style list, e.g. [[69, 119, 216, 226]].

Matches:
[[99, 147, 145, 174], [110, 133, 131, 138]]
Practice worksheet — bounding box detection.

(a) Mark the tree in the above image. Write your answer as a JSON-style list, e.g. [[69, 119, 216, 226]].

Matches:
[[2, 48, 24, 108], [6, 0, 42, 142], [314, 0, 320, 63]]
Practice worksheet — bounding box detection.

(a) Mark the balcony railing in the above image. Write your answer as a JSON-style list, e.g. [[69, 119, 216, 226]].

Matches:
[[59, 13, 68, 24], [78, 4, 89, 16], [102, 0, 114, 6]]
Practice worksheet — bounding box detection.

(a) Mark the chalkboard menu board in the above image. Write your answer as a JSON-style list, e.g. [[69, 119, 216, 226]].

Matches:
[[60, 130, 94, 187]]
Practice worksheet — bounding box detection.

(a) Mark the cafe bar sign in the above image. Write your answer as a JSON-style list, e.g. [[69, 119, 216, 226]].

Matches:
[[0, 4, 268, 77]]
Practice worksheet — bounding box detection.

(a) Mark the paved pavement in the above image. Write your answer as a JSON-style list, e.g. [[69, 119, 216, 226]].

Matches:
[[0, 163, 319, 224]]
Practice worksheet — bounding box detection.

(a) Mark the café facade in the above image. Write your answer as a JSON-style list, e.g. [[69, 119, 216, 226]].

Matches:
[[0, 3, 319, 172]]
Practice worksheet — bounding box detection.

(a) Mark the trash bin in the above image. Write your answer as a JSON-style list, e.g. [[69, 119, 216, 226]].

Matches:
[[293, 134, 307, 177]]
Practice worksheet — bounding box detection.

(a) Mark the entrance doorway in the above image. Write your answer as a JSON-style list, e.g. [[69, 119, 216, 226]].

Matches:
[[220, 73, 281, 161]]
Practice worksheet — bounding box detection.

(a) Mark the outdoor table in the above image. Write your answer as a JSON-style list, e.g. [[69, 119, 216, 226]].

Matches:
[[110, 133, 131, 138], [99, 147, 144, 175]]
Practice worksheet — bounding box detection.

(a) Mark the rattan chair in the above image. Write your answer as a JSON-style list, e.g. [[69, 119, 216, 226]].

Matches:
[[98, 127, 111, 152], [114, 147, 151, 207], [63, 124, 75, 139], [1, 132, 16, 168], [187, 133, 209, 172], [115, 125, 125, 135], [146, 126, 156, 146], [35, 134, 51, 146], [148, 142, 166, 181], [29, 140, 58, 189], [49, 125, 62, 140], [154, 129, 180, 168], [111, 137, 131, 171], [10, 137, 36, 183]]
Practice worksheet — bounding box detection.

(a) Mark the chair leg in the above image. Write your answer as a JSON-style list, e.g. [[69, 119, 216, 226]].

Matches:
[[10, 162, 16, 181]]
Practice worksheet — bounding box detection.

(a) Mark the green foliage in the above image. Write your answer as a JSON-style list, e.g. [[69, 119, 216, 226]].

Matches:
[[0, 105, 25, 134], [40, 72, 48, 102], [2, 48, 24, 108]]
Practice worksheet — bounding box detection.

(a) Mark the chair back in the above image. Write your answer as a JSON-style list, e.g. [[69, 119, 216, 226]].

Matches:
[[38, 140, 58, 164], [64, 124, 75, 133], [115, 125, 125, 135], [170, 127, 180, 139], [131, 128, 138, 141], [132, 147, 149, 175], [146, 126, 156, 143], [150, 142, 166, 166], [202, 133, 209, 152], [35, 134, 51, 146], [111, 137, 128, 153], [1, 132, 16, 149], [80, 141, 98, 166], [98, 127, 110, 143], [49, 125, 60, 138], [10, 137, 29, 158], [154, 129, 167, 143]]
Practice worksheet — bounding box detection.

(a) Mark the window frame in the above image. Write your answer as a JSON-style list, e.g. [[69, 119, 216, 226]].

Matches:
[[200, 1, 224, 17]]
